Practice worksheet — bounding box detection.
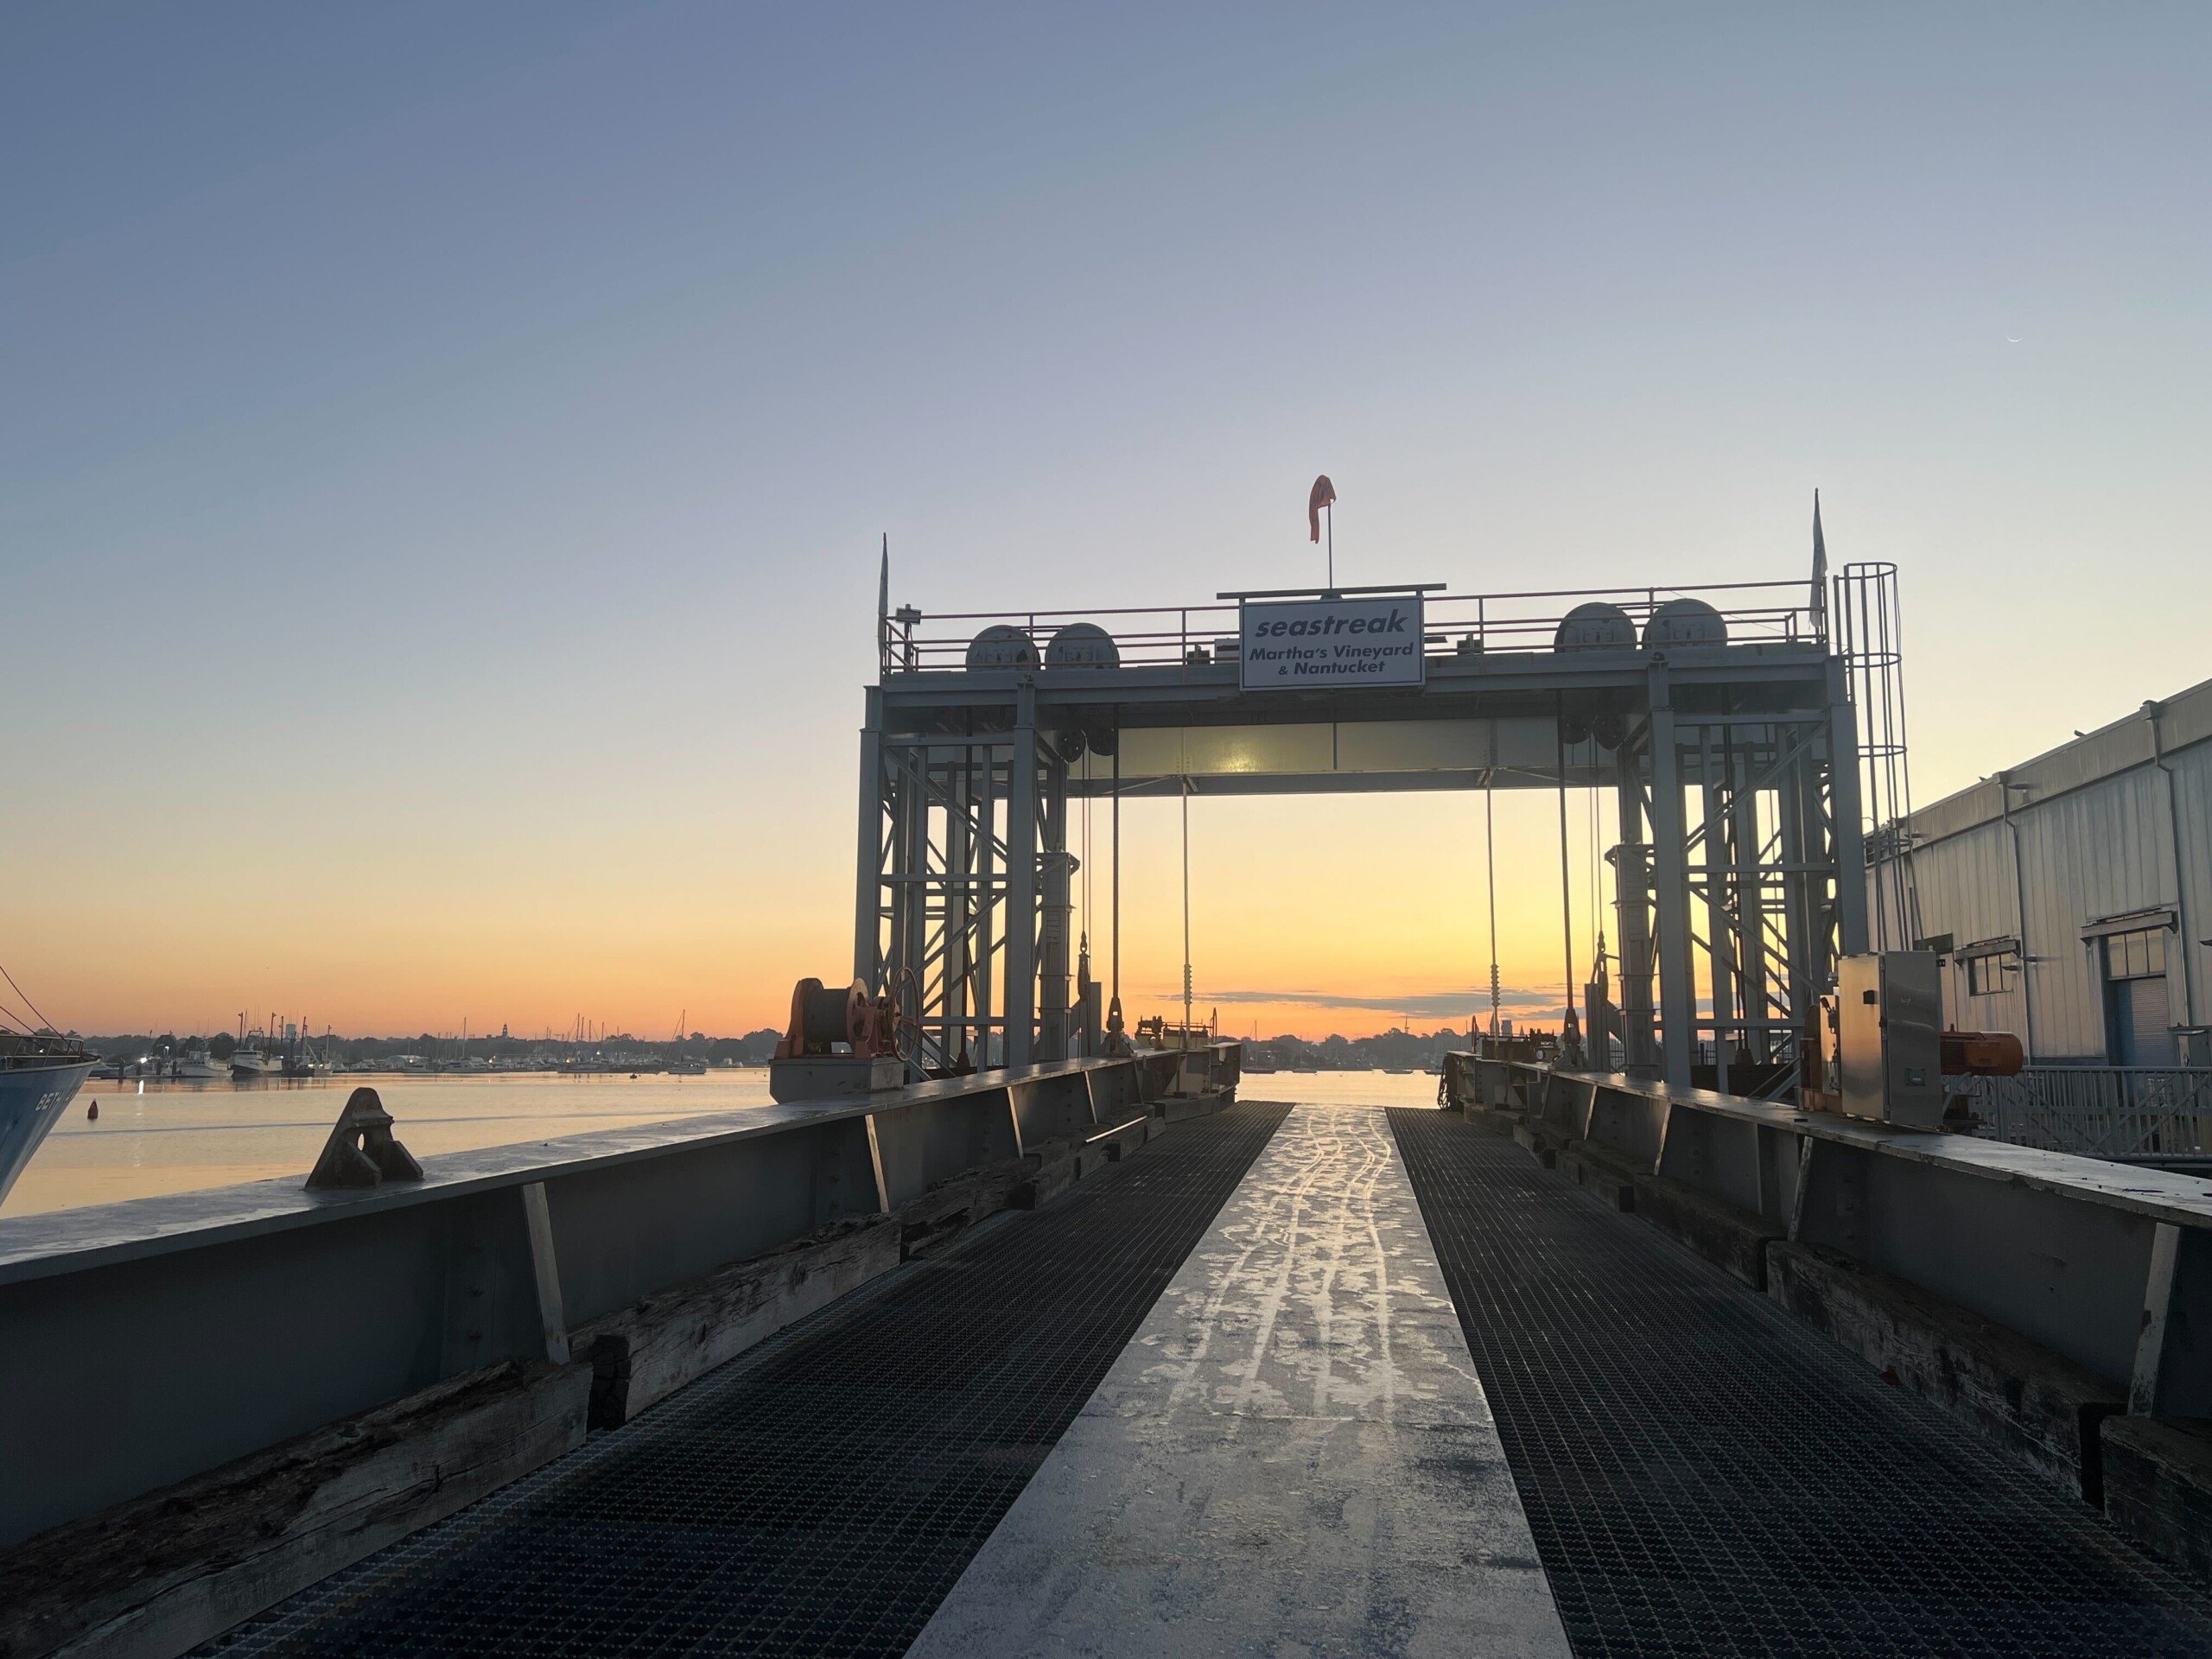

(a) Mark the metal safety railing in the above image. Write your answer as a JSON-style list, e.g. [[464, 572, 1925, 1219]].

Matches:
[[1961, 1067, 2212, 1160], [880, 577, 1827, 676]]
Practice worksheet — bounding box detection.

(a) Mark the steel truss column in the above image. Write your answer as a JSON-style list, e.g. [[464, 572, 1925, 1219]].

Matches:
[[1779, 721, 1818, 1030], [1732, 735, 1772, 1065], [944, 747, 974, 1063], [1648, 666, 1697, 1088], [1038, 748, 1071, 1062], [882, 747, 916, 1011], [869, 728, 1015, 1076], [1006, 686, 1039, 1065], [1827, 658, 1872, 957], [899, 748, 930, 1040], [874, 739, 931, 1074], [1700, 724, 1738, 1092], [976, 751, 999, 1064], [854, 690, 886, 985], [1614, 742, 1656, 1078]]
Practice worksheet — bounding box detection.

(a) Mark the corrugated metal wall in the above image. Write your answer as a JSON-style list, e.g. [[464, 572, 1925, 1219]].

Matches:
[[2164, 737, 2212, 1042], [1879, 704, 2211, 1064]]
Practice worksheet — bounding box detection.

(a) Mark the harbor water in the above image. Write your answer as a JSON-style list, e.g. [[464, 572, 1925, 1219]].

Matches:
[[2, 1071, 775, 1218], [0, 1068, 1445, 1218]]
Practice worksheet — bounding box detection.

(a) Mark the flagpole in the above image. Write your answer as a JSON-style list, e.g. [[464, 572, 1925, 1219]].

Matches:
[[1325, 501, 1334, 590]]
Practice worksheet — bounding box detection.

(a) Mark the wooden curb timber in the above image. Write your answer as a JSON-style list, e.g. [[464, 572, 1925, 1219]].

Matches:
[[0, 1361, 588, 1659]]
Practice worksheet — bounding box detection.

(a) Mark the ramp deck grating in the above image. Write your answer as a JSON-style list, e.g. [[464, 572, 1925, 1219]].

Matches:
[[200, 1102, 1290, 1659], [1389, 1107, 2212, 1658]]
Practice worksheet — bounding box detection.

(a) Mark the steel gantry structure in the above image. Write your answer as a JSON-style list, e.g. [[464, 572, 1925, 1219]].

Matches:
[[855, 565, 1880, 1089]]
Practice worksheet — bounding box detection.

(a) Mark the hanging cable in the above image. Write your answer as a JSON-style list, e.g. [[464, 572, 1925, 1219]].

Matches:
[[0, 963, 54, 1034], [1484, 772, 1501, 1039], [1588, 758, 1602, 952], [1555, 708, 1579, 1059], [1180, 774, 1194, 1038], [1111, 745, 1122, 1008], [1074, 747, 1092, 1056]]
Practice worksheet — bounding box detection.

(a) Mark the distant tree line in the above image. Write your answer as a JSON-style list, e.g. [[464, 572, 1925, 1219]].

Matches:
[[1236, 1027, 1466, 1071], [83, 1025, 1465, 1071], [79, 1029, 790, 1065]]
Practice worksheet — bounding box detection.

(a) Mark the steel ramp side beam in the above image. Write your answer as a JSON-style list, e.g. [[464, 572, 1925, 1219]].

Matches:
[[1389, 1107, 2212, 1658], [196, 1103, 1292, 1659]]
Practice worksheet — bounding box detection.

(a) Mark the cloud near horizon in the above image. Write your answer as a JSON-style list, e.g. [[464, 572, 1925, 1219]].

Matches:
[[1170, 986, 1560, 1020]]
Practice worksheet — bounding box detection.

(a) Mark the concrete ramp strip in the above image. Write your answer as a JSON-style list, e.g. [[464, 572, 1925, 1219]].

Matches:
[[910, 1103, 1570, 1658]]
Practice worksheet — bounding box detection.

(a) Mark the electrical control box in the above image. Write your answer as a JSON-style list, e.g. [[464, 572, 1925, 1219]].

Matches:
[[1837, 951, 1944, 1128]]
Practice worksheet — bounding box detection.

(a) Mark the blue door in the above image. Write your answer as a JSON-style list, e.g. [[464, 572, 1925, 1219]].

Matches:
[[2111, 974, 2174, 1067]]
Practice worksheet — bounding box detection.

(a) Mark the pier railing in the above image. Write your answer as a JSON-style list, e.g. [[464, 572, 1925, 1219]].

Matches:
[[881, 577, 1827, 676], [1960, 1066, 2212, 1161]]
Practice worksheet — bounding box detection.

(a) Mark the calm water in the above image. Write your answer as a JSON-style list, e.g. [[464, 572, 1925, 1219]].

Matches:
[[3, 1066, 1444, 1220], [1240, 1070, 1445, 1108], [4, 1071, 776, 1218]]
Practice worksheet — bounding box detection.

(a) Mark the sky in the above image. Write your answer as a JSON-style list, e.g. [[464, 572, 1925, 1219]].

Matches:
[[3, 3, 2207, 1040]]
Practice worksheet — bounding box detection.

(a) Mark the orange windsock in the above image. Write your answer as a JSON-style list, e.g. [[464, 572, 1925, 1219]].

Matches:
[[1307, 474, 1336, 543]]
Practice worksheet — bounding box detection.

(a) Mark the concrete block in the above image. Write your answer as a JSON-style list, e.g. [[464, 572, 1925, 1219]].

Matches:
[[1769, 1241, 2121, 1503], [0, 1360, 589, 1659], [577, 1217, 901, 1429], [1559, 1140, 1644, 1211], [766, 1053, 903, 1103], [2102, 1415, 2212, 1584], [1631, 1174, 1780, 1291]]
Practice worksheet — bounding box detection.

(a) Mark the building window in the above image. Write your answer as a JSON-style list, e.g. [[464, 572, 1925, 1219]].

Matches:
[[2103, 928, 2168, 982], [1967, 955, 2010, 996]]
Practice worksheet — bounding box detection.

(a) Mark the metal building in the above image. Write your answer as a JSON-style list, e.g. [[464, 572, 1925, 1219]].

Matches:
[[1874, 676, 2212, 1067]]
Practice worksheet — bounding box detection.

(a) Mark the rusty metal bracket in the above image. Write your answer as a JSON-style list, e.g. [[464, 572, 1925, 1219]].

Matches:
[[305, 1087, 424, 1190]]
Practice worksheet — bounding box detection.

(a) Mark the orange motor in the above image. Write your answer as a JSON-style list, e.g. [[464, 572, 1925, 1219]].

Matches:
[[1941, 1029, 2024, 1077]]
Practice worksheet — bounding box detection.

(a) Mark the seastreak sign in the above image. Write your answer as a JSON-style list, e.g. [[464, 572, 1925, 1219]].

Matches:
[[1239, 595, 1426, 690]]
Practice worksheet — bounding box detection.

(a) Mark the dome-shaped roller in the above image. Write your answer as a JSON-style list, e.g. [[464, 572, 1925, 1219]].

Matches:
[[1554, 601, 1637, 652], [1045, 622, 1119, 669], [966, 624, 1039, 671], [1643, 598, 1727, 650]]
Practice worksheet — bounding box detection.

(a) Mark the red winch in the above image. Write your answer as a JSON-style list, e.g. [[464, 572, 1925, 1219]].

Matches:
[[773, 977, 898, 1061]]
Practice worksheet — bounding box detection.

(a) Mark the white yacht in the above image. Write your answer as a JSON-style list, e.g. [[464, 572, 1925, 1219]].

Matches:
[[175, 1042, 225, 1080], [230, 1045, 279, 1080], [230, 1019, 281, 1079]]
